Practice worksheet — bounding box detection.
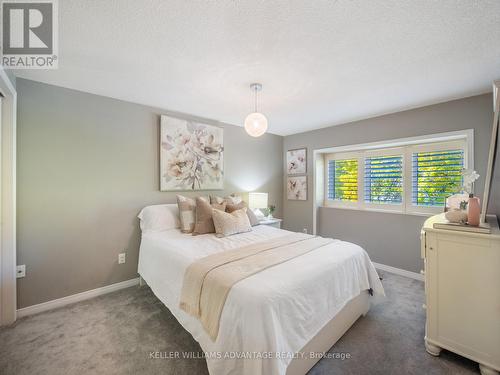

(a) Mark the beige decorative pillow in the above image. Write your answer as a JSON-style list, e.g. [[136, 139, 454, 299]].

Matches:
[[176, 195, 196, 233], [225, 200, 244, 213], [210, 195, 225, 205], [224, 194, 243, 205], [226, 201, 259, 226], [212, 208, 252, 237], [193, 197, 226, 235]]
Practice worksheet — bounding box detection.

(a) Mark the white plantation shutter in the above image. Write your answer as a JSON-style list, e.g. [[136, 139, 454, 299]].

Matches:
[[327, 159, 358, 202], [324, 136, 469, 214], [412, 149, 464, 207], [364, 155, 403, 204]]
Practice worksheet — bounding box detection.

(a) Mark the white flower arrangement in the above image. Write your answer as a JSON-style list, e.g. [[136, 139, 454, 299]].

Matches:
[[461, 168, 480, 195]]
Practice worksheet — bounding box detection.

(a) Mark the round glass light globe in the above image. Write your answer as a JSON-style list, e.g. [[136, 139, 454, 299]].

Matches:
[[244, 112, 268, 137]]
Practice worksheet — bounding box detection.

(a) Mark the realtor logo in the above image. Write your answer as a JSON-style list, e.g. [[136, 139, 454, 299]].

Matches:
[[1, 0, 58, 69]]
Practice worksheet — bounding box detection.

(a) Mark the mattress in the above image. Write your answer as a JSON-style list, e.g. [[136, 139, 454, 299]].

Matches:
[[138, 225, 384, 375]]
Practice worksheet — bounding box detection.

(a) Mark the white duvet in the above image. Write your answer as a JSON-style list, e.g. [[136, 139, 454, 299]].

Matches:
[[138, 225, 384, 375]]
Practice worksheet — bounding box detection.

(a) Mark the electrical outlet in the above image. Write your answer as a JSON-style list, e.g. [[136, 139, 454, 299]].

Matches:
[[16, 265, 26, 278], [303, 228, 308, 234], [118, 253, 126, 264]]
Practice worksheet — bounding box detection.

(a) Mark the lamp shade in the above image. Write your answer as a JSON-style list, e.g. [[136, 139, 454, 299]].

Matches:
[[244, 112, 268, 137], [248, 192, 268, 209]]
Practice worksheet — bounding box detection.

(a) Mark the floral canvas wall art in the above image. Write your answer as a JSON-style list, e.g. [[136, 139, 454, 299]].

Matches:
[[160, 116, 224, 191], [287, 176, 307, 200], [286, 148, 307, 175]]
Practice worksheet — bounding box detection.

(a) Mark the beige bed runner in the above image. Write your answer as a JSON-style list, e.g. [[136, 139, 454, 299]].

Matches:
[[179, 233, 334, 340]]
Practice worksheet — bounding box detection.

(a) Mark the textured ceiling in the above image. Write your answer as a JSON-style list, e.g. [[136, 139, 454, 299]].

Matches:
[[15, 0, 500, 136]]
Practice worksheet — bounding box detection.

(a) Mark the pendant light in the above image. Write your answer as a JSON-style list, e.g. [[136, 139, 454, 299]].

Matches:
[[244, 83, 268, 137]]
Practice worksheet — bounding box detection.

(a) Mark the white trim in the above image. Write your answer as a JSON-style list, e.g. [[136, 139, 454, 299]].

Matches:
[[481, 81, 500, 223], [0, 70, 16, 98], [320, 204, 433, 217], [312, 151, 322, 235], [373, 262, 424, 281], [16, 278, 140, 318], [494, 80, 499, 113], [0, 67, 17, 326], [316, 129, 474, 154]]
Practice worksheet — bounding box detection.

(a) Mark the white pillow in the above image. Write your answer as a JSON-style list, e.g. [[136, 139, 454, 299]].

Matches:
[[138, 204, 180, 232]]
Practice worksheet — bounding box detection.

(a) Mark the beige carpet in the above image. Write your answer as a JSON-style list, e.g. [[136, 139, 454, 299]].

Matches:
[[0, 272, 479, 374]]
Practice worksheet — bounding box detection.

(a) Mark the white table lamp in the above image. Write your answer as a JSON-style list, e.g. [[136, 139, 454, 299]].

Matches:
[[248, 192, 268, 219]]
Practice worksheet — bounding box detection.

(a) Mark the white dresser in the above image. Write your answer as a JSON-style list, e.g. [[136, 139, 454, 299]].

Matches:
[[421, 213, 500, 375]]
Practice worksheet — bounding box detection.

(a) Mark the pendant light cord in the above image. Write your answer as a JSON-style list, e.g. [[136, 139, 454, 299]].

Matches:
[[254, 86, 257, 113]]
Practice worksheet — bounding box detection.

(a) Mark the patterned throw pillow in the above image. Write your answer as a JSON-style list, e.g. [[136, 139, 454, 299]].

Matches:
[[176, 195, 196, 233], [224, 194, 243, 205], [212, 208, 252, 238], [193, 197, 226, 235], [213, 194, 244, 207], [225, 200, 244, 213], [226, 200, 259, 226], [210, 195, 225, 205]]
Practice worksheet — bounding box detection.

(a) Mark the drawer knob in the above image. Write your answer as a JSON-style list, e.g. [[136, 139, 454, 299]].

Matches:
[[422, 304, 427, 310]]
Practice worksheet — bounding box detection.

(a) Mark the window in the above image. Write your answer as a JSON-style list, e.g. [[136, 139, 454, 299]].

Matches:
[[364, 154, 403, 204], [327, 159, 358, 202], [412, 149, 464, 207], [323, 135, 470, 215]]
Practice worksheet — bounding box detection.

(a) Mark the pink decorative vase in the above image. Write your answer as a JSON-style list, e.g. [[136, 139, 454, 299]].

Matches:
[[467, 195, 481, 226]]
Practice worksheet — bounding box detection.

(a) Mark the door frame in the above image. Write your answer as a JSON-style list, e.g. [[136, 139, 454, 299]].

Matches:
[[0, 67, 17, 326]]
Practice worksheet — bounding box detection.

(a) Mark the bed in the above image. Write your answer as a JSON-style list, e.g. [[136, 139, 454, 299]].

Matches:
[[137, 204, 384, 375]]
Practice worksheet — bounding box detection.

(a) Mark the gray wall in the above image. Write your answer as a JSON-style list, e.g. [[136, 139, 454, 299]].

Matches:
[[4, 69, 16, 89], [283, 94, 497, 273], [17, 78, 283, 308], [16, 78, 500, 306]]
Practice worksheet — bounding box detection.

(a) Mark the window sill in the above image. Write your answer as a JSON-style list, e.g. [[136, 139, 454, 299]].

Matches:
[[320, 204, 440, 217]]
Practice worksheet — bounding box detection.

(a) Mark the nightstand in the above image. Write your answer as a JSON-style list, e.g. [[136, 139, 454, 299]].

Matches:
[[258, 218, 282, 229]]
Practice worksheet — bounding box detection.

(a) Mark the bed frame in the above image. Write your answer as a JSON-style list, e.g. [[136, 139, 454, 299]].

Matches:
[[140, 274, 370, 375], [286, 291, 370, 375]]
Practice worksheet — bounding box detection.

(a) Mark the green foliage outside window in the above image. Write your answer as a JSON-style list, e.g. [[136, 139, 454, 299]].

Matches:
[[328, 149, 464, 208], [365, 155, 403, 204], [413, 150, 463, 206], [328, 159, 358, 201]]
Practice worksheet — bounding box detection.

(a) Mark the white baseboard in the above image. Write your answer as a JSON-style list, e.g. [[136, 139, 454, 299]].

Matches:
[[16, 278, 140, 319], [373, 262, 424, 282]]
